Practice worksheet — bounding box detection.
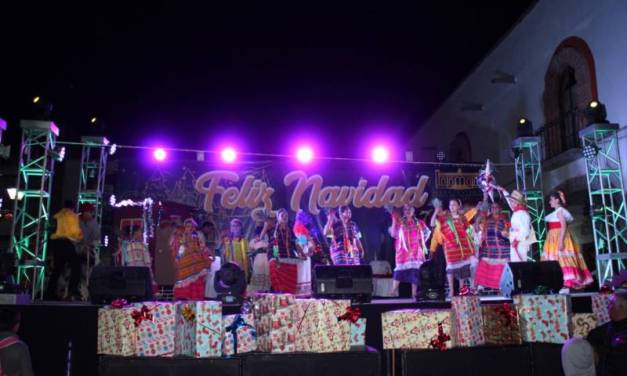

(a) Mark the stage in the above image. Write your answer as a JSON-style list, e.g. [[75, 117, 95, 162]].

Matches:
[[1, 294, 593, 375]]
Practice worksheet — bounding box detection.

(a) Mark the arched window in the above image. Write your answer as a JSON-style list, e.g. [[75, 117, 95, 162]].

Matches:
[[448, 132, 472, 162], [543, 37, 598, 159]]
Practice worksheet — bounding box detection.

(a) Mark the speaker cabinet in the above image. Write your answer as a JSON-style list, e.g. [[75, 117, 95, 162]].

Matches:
[[89, 266, 153, 304], [508, 261, 563, 294], [313, 265, 373, 302]]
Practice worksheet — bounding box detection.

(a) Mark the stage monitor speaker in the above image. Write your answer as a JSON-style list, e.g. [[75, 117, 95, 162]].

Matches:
[[508, 261, 563, 294], [313, 265, 373, 303], [417, 259, 446, 302], [89, 266, 153, 304]]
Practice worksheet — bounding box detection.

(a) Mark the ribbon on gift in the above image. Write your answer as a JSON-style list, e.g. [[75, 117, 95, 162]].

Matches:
[[495, 303, 518, 327], [429, 321, 451, 351], [111, 298, 128, 309], [534, 285, 550, 295], [223, 314, 256, 355], [599, 285, 611, 294], [131, 305, 153, 327], [337, 307, 362, 324], [459, 286, 472, 296], [181, 305, 196, 322]]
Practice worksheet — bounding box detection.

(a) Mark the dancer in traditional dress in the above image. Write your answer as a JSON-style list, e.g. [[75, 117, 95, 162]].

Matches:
[[268, 209, 311, 295], [171, 218, 211, 300], [324, 206, 364, 265], [247, 208, 275, 293], [497, 187, 536, 262], [389, 204, 431, 297], [475, 196, 511, 291], [542, 191, 593, 292], [221, 218, 250, 281], [116, 226, 157, 290], [430, 198, 478, 298], [198, 220, 222, 298]]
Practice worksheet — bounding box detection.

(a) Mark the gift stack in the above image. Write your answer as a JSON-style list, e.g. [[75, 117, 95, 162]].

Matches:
[[97, 301, 177, 357], [174, 301, 223, 358], [481, 303, 522, 345], [253, 293, 297, 353], [570, 313, 597, 338], [450, 295, 485, 347], [382, 309, 453, 350], [514, 294, 570, 344], [222, 313, 257, 356], [293, 298, 352, 352], [350, 318, 367, 347], [591, 293, 611, 326]]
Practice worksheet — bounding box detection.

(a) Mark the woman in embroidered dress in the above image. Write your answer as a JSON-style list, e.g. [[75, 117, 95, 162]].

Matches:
[[542, 191, 593, 292], [171, 218, 212, 300], [389, 204, 431, 298], [221, 218, 250, 281], [268, 209, 312, 295], [324, 206, 365, 265], [475, 196, 511, 291], [248, 208, 275, 293], [430, 198, 478, 298]]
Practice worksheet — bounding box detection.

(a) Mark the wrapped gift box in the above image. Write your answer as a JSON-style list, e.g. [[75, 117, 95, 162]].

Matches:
[[381, 309, 453, 350], [571, 313, 597, 338], [514, 294, 570, 344], [293, 299, 351, 353], [451, 296, 485, 347], [591, 293, 611, 326], [175, 301, 223, 358], [222, 314, 257, 356], [350, 318, 367, 347], [253, 293, 297, 353], [134, 302, 177, 357], [481, 304, 522, 345], [97, 306, 137, 356]]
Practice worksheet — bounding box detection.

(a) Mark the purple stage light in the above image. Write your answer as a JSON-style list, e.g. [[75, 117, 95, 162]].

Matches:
[[296, 146, 314, 164], [371, 146, 389, 164], [221, 147, 237, 163], [153, 148, 167, 161]]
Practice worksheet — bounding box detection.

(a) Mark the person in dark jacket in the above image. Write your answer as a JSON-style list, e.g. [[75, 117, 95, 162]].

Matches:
[[0, 308, 34, 376]]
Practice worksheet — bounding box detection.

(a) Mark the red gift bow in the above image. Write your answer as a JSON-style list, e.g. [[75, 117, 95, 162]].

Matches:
[[337, 307, 362, 324], [429, 321, 451, 351], [599, 285, 611, 294], [131, 305, 153, 327], [495, 303, 518, 327], [459, 286, 472, 296], [111, 298, 128, 309]]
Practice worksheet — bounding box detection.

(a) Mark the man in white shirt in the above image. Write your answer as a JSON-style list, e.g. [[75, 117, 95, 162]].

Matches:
[[497, 187, 536, 262]]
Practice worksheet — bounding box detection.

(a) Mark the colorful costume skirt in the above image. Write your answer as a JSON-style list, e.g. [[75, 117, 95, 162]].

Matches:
[[248, 253, 271, 293], [269, 257, 312, 296], [174, 274, 206, 300], [475, 258, 508, 289], [330, 247, 360, 265], [542, 227, 593, 289]]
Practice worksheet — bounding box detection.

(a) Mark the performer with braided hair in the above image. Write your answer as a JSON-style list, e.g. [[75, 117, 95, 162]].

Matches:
[[542, 190, 593, 292]]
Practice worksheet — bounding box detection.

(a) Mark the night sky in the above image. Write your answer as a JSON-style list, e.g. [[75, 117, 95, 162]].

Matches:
[[1, 1, 534, 157]]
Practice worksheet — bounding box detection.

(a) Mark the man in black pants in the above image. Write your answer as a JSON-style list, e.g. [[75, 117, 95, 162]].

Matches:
[[45, 201, 83, 300]]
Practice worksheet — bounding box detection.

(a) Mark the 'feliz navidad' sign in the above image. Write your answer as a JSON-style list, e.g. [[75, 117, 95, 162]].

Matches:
[[194, 170, 429, 215]]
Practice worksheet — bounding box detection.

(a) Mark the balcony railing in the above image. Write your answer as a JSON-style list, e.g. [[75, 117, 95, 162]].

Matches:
[[535, 110, 588, 160]]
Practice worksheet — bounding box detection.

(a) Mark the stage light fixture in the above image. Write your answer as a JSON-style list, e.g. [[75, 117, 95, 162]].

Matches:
[[109, 144, 117, 155], [582, 143, 599, 160], [153, 148, 167, 161], [214, 262, 247, 304], [90, 117, 97, 124], [32, 96, 40, 104], [221, 147, 237, 163], [371, 146, 389, 164], [584, 100, 608, 124], [517, 117, 533, 137], [436, 151, 445, 162], [296, 146, 314, 164], [53, 146, 66, 162]]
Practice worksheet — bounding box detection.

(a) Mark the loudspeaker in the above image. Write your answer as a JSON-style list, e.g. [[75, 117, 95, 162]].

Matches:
[[508, 261, 563, 294], [89, 266, 153, 304], [313, 265, 373, 303]]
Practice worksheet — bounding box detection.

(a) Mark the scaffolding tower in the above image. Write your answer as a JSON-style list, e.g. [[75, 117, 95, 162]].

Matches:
[[10, 120, 59, 299], [512, 136, 546, 259], [579, 123, 627, 286], [76, 136, 109, 268]]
